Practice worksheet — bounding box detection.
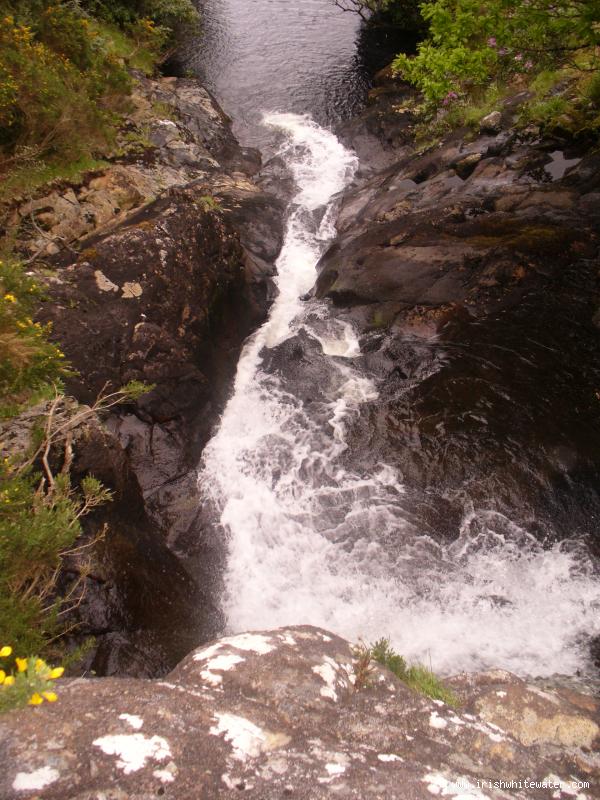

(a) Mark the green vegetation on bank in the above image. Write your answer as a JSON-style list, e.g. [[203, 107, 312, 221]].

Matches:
[[0, 0, 190, 689], [0, 253, 152, 665], [0, 0, 199, 197], [354, 637, 458, 705], [354, 0, 600, 137]]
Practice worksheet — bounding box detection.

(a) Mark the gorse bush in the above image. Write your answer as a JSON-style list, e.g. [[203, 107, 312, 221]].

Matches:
[[393, 0, 600, 106], [0, 0, 198, 167], [0, 457, 111, 658], [0, 646, 65, 713], [0, 259, 67, 413], [0, 4, 131, 161], [0, 256, 154, 659]]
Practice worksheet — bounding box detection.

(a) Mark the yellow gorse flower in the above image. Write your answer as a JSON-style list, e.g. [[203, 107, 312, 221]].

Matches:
[[0, 648, 63, 707], [3, 293, 16, 303]]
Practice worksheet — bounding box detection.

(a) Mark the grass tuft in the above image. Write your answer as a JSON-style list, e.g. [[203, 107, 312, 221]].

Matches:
[[368, 637, 459, 707]]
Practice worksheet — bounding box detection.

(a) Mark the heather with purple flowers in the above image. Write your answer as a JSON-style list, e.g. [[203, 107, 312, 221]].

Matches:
[[393, 0, 600, 108], [442, 90, 459, 106]]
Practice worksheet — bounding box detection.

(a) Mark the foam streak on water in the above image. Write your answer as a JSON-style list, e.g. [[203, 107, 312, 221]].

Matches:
[[199, 115, 600, 678]]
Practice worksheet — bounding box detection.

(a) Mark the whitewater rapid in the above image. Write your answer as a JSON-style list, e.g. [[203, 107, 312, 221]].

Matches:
[[199, 114, 600, 678]]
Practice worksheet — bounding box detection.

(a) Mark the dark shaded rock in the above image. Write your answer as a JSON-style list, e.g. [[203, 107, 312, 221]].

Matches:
[[258, 156, 296, 204], [34, 176, 282, 665], [0, 626, 597, 799], [261, 329, 344, 405], [5, 75, 285, 676], [313, 101, 600, 546]]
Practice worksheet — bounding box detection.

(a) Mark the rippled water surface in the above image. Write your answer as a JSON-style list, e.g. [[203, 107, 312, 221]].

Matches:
[[185, 0, 368, 148]]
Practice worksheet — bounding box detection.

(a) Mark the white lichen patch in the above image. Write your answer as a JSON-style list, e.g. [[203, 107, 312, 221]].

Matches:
[[121, 281, 143, 299], [429, 711, 448, 730], [278, 632, 297, 646], [423, 772, 489, 799], [471, 721, 505, 743], [317, 753, 350, 784], [221, 773, 237, 790], [157, 681, 208, 700], [119, 713, 143, 730], [200, 653, 245, 687], [94, 270, 118, 293], [378, 754, 403, 762], [313, 656, 342, 701], [153, 769, 175, 784], [210, 712, 266, 761], [529, 686, 560, 705], [193, 633, 274, 665], [93, 733, 171, 774], [13, 767, 60, 792]]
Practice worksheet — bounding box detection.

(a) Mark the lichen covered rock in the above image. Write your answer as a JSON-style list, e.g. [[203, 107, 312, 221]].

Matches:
[[1, 627, 597, 799]]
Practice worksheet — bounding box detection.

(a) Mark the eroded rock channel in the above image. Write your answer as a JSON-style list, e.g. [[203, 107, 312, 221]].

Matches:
[[2, 2, 600, 796]]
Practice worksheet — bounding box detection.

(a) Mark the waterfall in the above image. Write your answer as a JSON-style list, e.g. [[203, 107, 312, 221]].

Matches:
[[199, 114, 600, 678]]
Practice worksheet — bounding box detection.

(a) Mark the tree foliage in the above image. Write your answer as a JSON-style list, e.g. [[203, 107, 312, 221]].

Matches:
[[393, 0, 600, 105], [335, 0, 423, 29]]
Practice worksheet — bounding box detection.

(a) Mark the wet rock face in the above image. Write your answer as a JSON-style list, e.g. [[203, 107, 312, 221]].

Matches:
[[40, 176, 282, 565], [10, 76, 284, 676], [319, 97, 600, 545], [0, 626, 597, 799]]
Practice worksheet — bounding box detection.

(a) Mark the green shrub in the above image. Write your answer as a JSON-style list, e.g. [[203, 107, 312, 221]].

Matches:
[[0, 5, 131, 161], [0, 259, 67, 412], [393, 0, 600, 107], [0, 0, 199, 171], [0, 458, 112, 658], [583, 71, 600, 108], [0, 647, 65, 713], [80, 0, 199, 42], [370, 637, 459, 706]]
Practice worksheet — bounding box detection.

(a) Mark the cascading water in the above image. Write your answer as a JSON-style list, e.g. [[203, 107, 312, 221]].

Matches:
[[199, 114, 600, 678]]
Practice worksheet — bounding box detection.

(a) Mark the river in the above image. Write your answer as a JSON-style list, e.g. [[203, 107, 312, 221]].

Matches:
[[190, 0, 600, 678]]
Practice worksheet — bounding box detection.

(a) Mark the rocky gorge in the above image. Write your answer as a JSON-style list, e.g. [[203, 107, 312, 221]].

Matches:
[[2, 3, 600, 797], [1, 72, 284, 676]]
